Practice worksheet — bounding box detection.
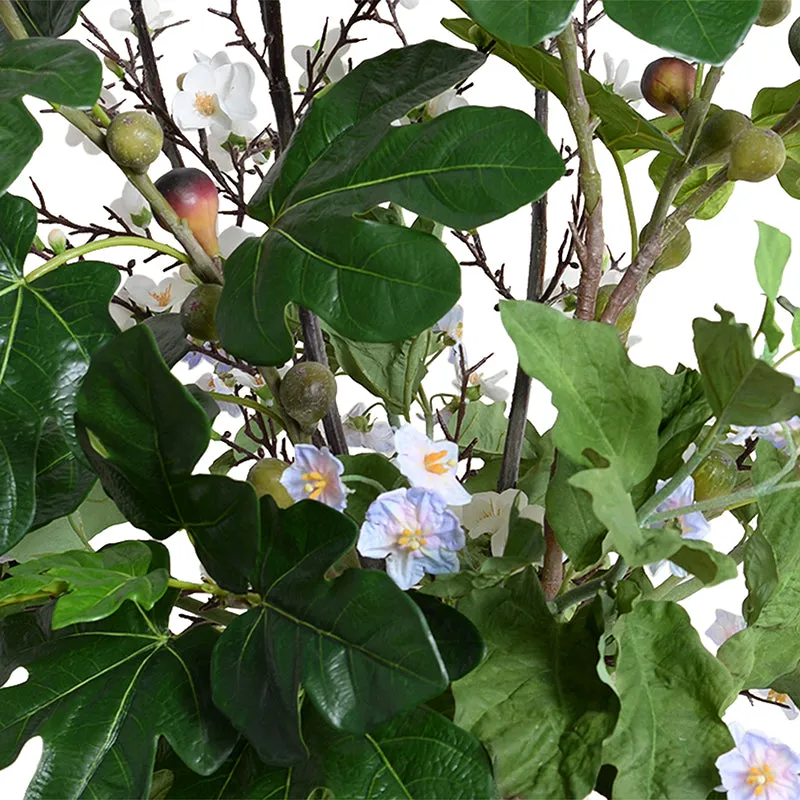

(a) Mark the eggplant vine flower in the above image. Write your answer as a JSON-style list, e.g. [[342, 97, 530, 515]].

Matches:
[[706, 609, 746, 647], [716, 725, 800, 799], [110, 0, 172, 34], [123, 274, 194, 313], [394, 424, 470, 506], [749, 689, 800, 721], [455, 359, 509, 403], [342, 403, 395, 454], [398, 0, 420, 8], [357, 487, 465, 590], [280, 444, 348, 511], [426, 88, 468, 119], [195, 372, 241, 418], [291, 27, 350, 90], [602, 53, 643, 103], [729, 419, 800, 452]]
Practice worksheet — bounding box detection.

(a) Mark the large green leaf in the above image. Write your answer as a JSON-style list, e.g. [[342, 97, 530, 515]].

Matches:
[[648, 152, 734, 220], [754, 221, 791, 351], [219, 42, 564, 365], [452, 569, 617, 799], [603, 0, 761, 65], [0, 540, 169, 627], [0, 557, 237, 798], [693, 306, 800, 426], [0, 193, 119, 552], [0, 38, 101, 107], [0, 0, 91, 44], [76, 325, 259, 592], [211, 499, 448, 766], [462, 0, 578, 46], [605, 601, 734, 798], [0, 99, 41, 195], [443, 17, 681, 157], [448, 400, 539, 460]]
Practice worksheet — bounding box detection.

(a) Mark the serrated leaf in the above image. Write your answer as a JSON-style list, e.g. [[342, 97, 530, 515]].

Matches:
[[603, 0, 761, 65], [211, 500, 448, 766], [462, 0, 577, 46], [0, 193, 119, 551]]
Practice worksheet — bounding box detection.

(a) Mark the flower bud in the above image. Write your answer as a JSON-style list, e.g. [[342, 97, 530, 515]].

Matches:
[[640, 57, 696, 116], [47, 228, 67, 255]]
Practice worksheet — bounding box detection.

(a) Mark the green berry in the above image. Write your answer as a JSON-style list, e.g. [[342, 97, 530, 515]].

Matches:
[[279, 362, 337, 429], [247, 459, 293, 508], [180, 284, 222, 342], [727, 127, 786, 182], [758, 0, 792, 26], [790, 15, 800, 64], [692, 450, 738, 502], [691, 110, 753, 167], [106, 111, 163, 174], [640, 222, 692, 274]]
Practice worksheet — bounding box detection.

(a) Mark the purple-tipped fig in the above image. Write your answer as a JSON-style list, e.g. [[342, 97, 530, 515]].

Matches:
[[154, 167, 220, 257], [640, 57, 696, 116]]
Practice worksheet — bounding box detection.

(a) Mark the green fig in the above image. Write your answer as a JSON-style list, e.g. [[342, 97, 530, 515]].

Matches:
[[106, 111, 163, 174], [640, 57, 696, 116], [594, 284, 637, 341], [758, 0, 792, 26], [690, 110, 753, 167], [246, 458, 293, 508], [790, 15, 800, 64], [154, 168, 220, 257], [727, 127, 786, 182], [279, 362, 337, 429], [692, 449, 738, 502], [180, 284, 222, 341], [640, 222, 692, 273]]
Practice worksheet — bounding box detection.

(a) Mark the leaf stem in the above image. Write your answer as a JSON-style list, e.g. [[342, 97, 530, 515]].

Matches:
[[0, 0, 27, 39], [608, 144, 638, 258], [174, 595, 241, 626], [206, 391, 284, 427], [417, 386, 435, 439]]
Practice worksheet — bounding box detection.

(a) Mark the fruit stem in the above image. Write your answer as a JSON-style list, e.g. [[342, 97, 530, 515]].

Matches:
[[0, 0, 27, 39], [257, 367, 308, 445], [174, 596, 240, 626], [205, 391, 285, 427], [608, 144, 638, 258]]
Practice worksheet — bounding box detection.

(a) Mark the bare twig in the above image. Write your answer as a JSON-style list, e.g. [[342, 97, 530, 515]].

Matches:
[[451, 230, 515, 300]]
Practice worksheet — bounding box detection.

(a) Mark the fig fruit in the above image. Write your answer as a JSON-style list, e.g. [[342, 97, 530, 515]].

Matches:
[[180, 284, 222, 341], [594, 284, 637, 340], [154, 167, 220, 257], [106, 111, 163, 174], [691, 110, 753, 167], [279, 361, 337, 429], [790, 15, 800, 64], [692, 449, 737, 503], [247, 458, 293, 508], [640, 222, 692, 273], [727, 127, 786, 182], [640, 57, 696, 116], [758, 0, 792, 26]]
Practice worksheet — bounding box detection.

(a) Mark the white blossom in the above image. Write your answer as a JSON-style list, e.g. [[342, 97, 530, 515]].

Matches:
[[426, 88, 468, 119], [123, 274, 194, 313], [342, 403, 395, 454], [110, 0, 172, 34], [706, 609, 746, 647], [291, 27, 350, 90], [219, 226, 255, 259], [602, 53, 643, 104], [195, 372, 240, 418], [280, 444, 348, 511], [110, 181, 151, 232], [65, 89, 117, 154]]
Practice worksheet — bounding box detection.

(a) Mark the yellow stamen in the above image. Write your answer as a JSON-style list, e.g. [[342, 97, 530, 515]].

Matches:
[[194, 91, 217, 117], [301, 471, 327, 500], [397, 527, 427, 551], [746, 764, 775, 796], [768, 689, 790, 705], [150, 285, 173, 307], [424, 449, 455, 475]]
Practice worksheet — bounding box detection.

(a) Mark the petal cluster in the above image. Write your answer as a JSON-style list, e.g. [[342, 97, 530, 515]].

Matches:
[[455, 489, 543, 556], [280, 444, 348, 512]]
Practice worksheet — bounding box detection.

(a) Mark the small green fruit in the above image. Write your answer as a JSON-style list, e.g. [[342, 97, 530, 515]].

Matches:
[[247, 459, 293, 508], [180, 284, 222, 341], [594, 284, 637, 340], [692, 450, 738, 502], [691, 110, 753, 167], [106, 111, 163, 174], [279, 362, 337, 429], [640, 57, 696, 116], [640, 222, 692, 273], [727, 127, 786, 182], [758, 0, 792, 26], [790, 15, 800, 64]]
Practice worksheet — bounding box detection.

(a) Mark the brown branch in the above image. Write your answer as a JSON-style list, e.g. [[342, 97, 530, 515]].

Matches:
[[451, 230, 515, 300]]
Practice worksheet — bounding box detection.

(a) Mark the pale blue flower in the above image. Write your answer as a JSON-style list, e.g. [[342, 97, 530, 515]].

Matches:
[[357, 487, 465, 590], [195, 372, 240, 418], [706, 609, 746, 647], [730, 418, 800, 452], [280, 444, 348, 512]]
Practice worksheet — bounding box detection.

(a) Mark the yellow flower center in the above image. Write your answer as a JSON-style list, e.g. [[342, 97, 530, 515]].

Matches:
[[468, 373, 481, 386], [301, 471, 327, 500], [768, 689, 790, 705], [424, 449, 456, 475], [194, 91, 217, 117], [150, 285, 173, 307], [746, 764, 776, 796], [397, 527, 427, 551]]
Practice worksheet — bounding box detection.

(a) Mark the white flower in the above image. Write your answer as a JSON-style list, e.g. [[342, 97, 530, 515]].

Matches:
[[435, 305, 463, 345], [65, 89, 117, 154], [291, 27, 350, 90], [393, 424, 470, 506], [455, 489, 543, 557], [110, 181, 151, 232], [749, 690, 800, 721], [172, 59, 256, 132], [342, 403, 395, 454], [110, 0, 172, 34], [109, 285, 136, 332], [716, 724, 800, 799], [729, 419, 800, 452], [280, 444, 348, 511], [426, 88, 468, 119], [603, 53, 643, 104], [357, 487, 465, 590], [706, 609, 746, 646], [195, 372, 240, 418], [123, 274, 194, 313], [219, 226, 254, 259], [455, 360, 509, 403], [207, 121, 268, 171], [399, 0, 420, 8], [220, 366, 266, 393]]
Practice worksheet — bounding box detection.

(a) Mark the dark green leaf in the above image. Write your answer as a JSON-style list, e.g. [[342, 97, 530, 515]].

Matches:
[[743, 527, 778, 624], [648, 152, 734, 220], [751, 80, 800, 124], [0, 572, 237, 797], [142, 312, 191, 367], [448, 400, 539, 461], [76, 325, 259, 592], [452, 569, 617, 798], [339, 452, 407, 526], [462, 0, 577, 46], [211, 500, 448, 765], [693, 306, 800, 425], [0, 99, 41, 195], [0, 193, 119, 551], [0, 37, 101, 107], [603, 0, 760, 64], [605, 602, 734, 799], [0, 0, 91, 44]]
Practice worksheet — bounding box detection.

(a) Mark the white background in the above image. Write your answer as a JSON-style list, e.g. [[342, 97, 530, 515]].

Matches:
[[4, 0, 800, 796]]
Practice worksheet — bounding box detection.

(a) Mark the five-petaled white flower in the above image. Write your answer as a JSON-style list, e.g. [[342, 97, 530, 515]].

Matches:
[[602, 53, 643, 104], [291, 27, 351, 90], [393, 424, 470, 506], [109, 286, 136, 332], [280, 444, 348, 511], [706, 608, 746, 647], [172, 53, 256, 133], [207, 120, 268, 171], [110, 0, 172, 34], [455, 358, 508, 403], [195, 372, 241, 418], [215, 364, 267, 393], [124, 274, 194, 313], [357, 487, 465, 590], [110, 181, 151, 232], [455, 489, 544, 557], [716, 724, 800, 799], [426, 88, 468, 119], [342, 403, 395, 454]]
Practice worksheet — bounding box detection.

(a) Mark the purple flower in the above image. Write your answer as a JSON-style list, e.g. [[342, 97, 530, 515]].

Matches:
[[279, 444, 348, 512]]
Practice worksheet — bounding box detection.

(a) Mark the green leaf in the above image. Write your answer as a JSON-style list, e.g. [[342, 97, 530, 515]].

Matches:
[[603, 0, 761, 64], [777, 153, 800, 200], [502, 300, 662, 488], [211, 500, 448, 766], [0, 193, 119, 551], [142, 312, 191, 367], [339, 452, 407, 526], [693, 306, 800, 425], [648, 152, 734, 220], [0, 98, 41, 195], [0, 540, 169, 627], [743, 527, 778, 624], [0, 0, 91, 44], [76, 325, 259, 592], [452, 569, 617, 798], [0, 38, 101, 107], [752, 79, 800, 125], [219, 42, 564, 365], [605, 601, 734, 799], [793, 309, 800, 349], [443, 17, 682, 157], [462, 0, 578, 46], [0, 572, 237, 797], [754, 221, 791, 350], [448, 400, 539, 460]]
